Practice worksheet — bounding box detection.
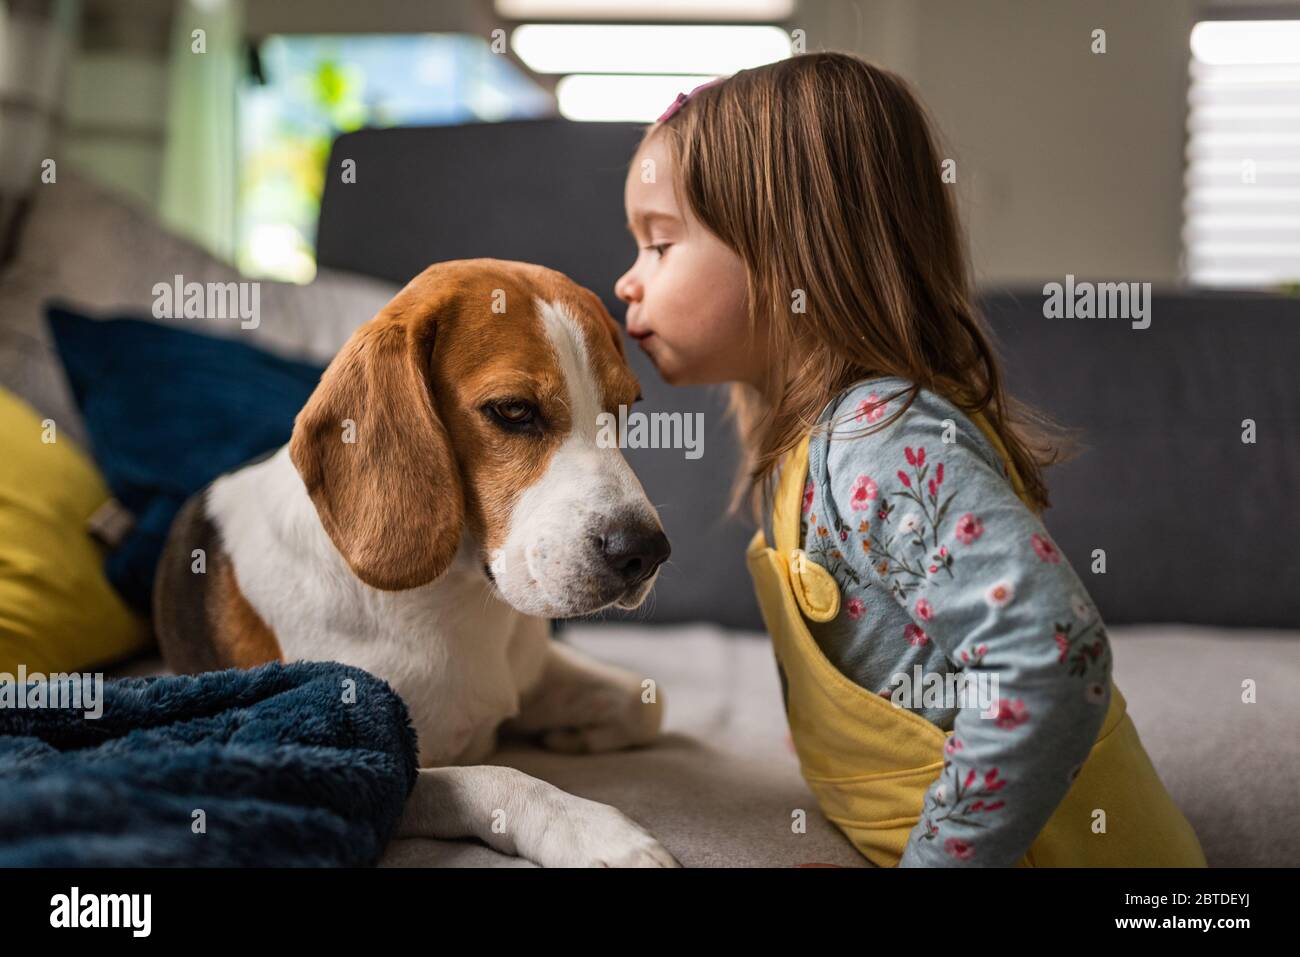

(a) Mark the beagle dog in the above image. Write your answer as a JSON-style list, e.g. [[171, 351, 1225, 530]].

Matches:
[[153, 259, 677, 867]]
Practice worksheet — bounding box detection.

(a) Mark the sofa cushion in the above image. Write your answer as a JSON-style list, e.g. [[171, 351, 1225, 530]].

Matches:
[[0, 167, 396, 447], [0, 385, 149, 674], [378, 622, 1298, 868], [47, 305, 325, 611]]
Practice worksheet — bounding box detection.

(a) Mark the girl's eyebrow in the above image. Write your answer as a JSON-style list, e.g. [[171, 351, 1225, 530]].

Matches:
[[626, 210, 681, 233]]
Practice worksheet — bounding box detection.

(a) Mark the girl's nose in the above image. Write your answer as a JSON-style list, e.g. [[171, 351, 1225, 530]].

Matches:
[[615, 268, 640, 305]]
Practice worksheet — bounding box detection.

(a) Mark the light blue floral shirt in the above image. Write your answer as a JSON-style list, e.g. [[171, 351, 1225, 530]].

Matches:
[[792, 377, 1114, 867]]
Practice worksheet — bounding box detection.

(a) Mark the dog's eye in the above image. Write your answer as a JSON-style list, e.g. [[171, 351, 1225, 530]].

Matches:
[[485, 400, 540, 432]]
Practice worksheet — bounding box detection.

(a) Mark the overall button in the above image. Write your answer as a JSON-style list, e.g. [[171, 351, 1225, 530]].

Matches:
[[788, 548, 841, 622]]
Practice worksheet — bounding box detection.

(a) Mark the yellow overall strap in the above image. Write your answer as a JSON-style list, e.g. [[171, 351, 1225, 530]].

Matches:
[[772, 433, 840, 621]]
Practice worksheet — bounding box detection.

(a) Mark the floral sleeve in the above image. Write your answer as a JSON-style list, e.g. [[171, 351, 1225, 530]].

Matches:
[[821, 383, 1114, 867]]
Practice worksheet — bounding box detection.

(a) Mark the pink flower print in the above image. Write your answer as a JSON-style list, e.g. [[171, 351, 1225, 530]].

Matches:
[[802, 479, 814, 514], [955, 513, 984, 545], [1031, 533, 1061, 563], [944, 838, 974, 861], [903, 623, 929, 647], [938, 546, 948, 557], [855, 393, 887, 424], [917, 447, 926, 467], [985, 581, 1015, 607], [928, 478, 937, 497], [915, 598, 934, 621], [1054, 630, 1070, 662], [897, 469, 911, 488], [848, 474, 878, 510], [935, 463, 944, 485], [993, 698, 1029, 730], [945, 738, 964, 756], [984, 767, 1007, 791], [846, 597, 865, 621], [905, 446, 917, 466]]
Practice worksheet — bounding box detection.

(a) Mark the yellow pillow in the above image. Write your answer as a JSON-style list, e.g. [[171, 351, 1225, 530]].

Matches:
[[0, 386, 149, 673]]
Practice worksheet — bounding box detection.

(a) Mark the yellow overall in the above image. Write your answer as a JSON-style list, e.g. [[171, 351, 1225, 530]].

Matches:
[[745, 413, 1207, 867]]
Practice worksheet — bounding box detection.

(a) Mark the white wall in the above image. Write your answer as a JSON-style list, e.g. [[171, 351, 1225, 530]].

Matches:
[[57, 0, 171, 209], [62, 51, 169, 208], [799, 0, 1208, 286]]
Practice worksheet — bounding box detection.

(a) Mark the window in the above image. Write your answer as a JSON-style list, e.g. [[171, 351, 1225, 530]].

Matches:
[[1184, 18, 1300, 289], [238, 33, 551, 282]]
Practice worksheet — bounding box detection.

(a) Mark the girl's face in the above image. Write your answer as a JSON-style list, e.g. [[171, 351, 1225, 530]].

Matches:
[[616, 133, 763, 389]]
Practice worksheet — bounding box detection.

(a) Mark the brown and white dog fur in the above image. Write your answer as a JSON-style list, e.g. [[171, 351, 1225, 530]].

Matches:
[[153, 259, 677, 867]]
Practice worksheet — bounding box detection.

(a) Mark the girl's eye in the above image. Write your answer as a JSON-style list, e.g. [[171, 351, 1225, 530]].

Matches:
[[645, 243, 671, 258]]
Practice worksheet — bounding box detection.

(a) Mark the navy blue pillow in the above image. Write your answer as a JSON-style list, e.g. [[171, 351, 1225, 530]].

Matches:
[[47, 306, 326, 613]]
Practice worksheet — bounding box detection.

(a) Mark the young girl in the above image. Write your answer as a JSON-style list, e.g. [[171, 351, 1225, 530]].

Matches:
[[615, 52, 1205, 868]]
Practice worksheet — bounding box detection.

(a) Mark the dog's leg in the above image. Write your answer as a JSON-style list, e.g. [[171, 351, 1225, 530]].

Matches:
[[505, 638, 664, 754], [394, 765, 678, 867]]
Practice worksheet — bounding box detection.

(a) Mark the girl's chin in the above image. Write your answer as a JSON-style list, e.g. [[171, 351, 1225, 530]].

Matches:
[[640, 340, 726, 387], [656, 364, 710, 388], [639, 339, 676, 380], [646, 350, 689, 386]]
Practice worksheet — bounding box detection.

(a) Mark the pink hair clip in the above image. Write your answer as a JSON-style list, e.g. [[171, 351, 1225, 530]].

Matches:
[[657, 78, 724, 123]]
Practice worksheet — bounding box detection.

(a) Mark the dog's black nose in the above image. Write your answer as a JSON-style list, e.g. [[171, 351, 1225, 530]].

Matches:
[[600, 526, 671, 585]]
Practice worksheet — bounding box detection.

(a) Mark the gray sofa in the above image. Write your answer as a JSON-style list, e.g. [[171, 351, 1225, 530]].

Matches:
[[3, 119, 1296, 867], [318, 120, 1300, 632]]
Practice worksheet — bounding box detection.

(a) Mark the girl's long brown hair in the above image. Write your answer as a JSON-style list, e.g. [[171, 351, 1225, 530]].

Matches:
[[646, 52, 1079, 520]]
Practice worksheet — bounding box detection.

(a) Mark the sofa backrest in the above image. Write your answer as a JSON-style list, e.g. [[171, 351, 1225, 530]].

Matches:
[[980, 288, 1298, 628], [318, 120, 1300, 629]]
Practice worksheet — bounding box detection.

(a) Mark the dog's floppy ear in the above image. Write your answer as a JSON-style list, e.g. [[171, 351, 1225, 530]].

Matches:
[[575, 285, 627, 360], [289, 289, 464, 590]]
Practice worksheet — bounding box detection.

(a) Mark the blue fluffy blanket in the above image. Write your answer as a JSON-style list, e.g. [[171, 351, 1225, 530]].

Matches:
[[0, 662, 418, 866]]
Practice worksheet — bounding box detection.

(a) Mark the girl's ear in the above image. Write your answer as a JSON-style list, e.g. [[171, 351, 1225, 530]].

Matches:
[[289, 303, 465, 591]]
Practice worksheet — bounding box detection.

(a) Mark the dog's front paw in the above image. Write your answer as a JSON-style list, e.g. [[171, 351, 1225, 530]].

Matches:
[[540, 681, 664, 754], [523, 793, 679, 868]]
